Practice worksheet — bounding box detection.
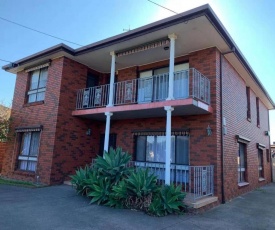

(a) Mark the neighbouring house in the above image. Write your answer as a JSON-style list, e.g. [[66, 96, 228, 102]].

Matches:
[[0, 104, 11, 172], [1, 5, 274, 208], [271, 142, 275, 182]]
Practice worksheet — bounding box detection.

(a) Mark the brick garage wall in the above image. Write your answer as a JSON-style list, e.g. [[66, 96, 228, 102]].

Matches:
[[0, 141, 7, 172], [50, 57, 104, 184], [222, 57, 271, 201]]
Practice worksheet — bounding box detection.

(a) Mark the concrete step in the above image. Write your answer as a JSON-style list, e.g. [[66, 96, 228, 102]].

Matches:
[[63, 180, 72, 186], [184, 194, 218, 209]]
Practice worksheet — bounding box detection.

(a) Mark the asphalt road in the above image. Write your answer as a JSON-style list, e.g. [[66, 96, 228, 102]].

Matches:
[[0, 183, 275, 230]]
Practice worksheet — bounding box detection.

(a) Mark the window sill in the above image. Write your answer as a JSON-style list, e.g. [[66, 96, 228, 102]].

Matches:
[[258, 177, 265, 182], [238, 182, 249, 187], [13, 170, 35, 177], [24, 101, 44, 107], [247, 118, 251, 122]]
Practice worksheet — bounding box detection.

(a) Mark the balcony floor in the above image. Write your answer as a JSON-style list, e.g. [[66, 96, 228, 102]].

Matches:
[[72, 98, 213, 120]]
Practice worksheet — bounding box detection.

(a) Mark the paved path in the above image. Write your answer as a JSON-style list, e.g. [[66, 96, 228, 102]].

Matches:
[[0, 183, 275, 230]]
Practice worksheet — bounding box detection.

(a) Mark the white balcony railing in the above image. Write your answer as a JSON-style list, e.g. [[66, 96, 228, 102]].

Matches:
[[76, 68, 210, 110], [91, 159, 214, 201]]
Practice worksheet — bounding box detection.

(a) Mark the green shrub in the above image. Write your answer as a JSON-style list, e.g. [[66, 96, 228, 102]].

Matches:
[[87, 176, 112, 205], [148, 184, 186, 216], [70, 165, 93, 196], [107, 180, 128, 208], [126, 168, 159, 198], [93, 147, 132, 185], [70, 148, 187, 216]]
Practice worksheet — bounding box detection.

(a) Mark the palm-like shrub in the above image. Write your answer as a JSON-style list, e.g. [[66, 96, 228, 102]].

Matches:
[[70, 165, 93, 196], [108, 169, 159, 210], [148, 184, 186, 216], [70, 148, 187, 216], [93, 148, 132, 185], [87, 177, 112, 205]]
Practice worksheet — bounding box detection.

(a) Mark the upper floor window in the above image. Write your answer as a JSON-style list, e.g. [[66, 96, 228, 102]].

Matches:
[[28, 67, 48, 103], [256, 97, 260, 127], [246, 87, 251, 120]]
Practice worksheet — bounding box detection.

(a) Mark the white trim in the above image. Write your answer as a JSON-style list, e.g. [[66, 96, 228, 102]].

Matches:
[[25, 62, 50, 72]]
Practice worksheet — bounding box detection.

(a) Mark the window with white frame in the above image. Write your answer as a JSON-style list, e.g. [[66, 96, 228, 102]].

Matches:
[[18, 131, 40, 171], [28, 67, 48, 103], [135, 135, 189, 164], [237, 142, 247, 183], [258, 149, 264, 178]]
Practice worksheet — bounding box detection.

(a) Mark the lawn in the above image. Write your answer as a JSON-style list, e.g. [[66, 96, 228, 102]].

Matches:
[[0, 177, 45, 188]]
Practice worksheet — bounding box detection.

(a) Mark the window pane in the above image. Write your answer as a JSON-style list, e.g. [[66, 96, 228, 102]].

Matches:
[[38, 68, 48, 88], [27, 161, 37, 171], [146, 136, 155, 162], [20, 132, 31, 155], [155, 136, 166, 163], [19, 160, 28, 170], [30, 70, 40, 90], [136, 136, 146, 161], [29, 132, 40, 156], [239, 143, 245, 167], [28, 93, 37, 103], [154, 67, 169, 75], [171, 136, 175, 163], [176, 136, 189, 164], [36, 92, 45, 101]]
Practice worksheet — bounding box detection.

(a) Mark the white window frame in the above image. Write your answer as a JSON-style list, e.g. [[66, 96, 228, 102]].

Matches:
[[28, 67, 48, 103], [18, 131, 41, 172]]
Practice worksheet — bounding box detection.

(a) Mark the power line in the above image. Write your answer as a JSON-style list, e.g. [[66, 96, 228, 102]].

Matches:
[[0, 58, 13, 63], [147, 0, 178, 14], [0, 16, 83, 47]]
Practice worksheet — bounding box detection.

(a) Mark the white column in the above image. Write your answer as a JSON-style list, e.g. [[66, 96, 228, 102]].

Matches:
[[167, 33, 177, 100], [164, 106, 174, 185], [103, 112, 113, 155], [107, 51, 116, 107]]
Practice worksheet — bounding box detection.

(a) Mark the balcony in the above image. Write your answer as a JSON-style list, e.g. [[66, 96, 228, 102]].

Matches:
[[74, 68, 212, 120]]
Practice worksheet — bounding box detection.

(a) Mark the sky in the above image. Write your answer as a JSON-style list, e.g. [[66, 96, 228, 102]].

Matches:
[[0, 0, 274, 143]]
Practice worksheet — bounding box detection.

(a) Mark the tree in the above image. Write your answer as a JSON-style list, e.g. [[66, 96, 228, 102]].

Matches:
[[0, 103, 11, 141]]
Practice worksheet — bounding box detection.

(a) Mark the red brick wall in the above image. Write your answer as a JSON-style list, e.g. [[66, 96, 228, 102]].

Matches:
[[105, 47, 222, 200], [1, 58, 64, 184], [50, 57, 103, 184], [222, 57, 271, 201], [0, 141, 7, 172], [1, 57, 104, 184]]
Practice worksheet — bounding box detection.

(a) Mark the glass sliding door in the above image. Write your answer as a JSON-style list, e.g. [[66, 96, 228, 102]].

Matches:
[[174, 63, 189, 99], [138, 70, 153, 103]]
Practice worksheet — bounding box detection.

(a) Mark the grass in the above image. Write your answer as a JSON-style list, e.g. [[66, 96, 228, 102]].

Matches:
[[0, 177, 45, 188]]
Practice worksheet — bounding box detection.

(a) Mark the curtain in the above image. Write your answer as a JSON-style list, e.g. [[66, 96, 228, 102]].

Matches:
[[38, 68, 48, 88], [18, 132, 40, 171]]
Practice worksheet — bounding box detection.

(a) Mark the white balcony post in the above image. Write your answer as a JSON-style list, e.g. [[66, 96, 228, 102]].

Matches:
[[167, 33, 177, 100], [103, 112, 113, 155], [107, 51, 116, 107], [164, 106, 174, 185]]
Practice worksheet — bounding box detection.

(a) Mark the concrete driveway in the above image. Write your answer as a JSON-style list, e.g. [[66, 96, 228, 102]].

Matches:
[[0, 183, 275, 230]]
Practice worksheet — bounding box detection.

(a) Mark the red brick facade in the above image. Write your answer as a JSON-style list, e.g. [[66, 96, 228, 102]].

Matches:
[[1, 47, 272, 203], [0, 141, 7, 172]]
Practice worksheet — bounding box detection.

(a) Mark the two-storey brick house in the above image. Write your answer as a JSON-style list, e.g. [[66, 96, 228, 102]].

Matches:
[[1, 5, 274, 206]]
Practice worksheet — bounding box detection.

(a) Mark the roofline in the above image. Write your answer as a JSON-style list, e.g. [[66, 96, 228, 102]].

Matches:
[[2, 43, 75, 71], [2, 4, 274, 108]]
